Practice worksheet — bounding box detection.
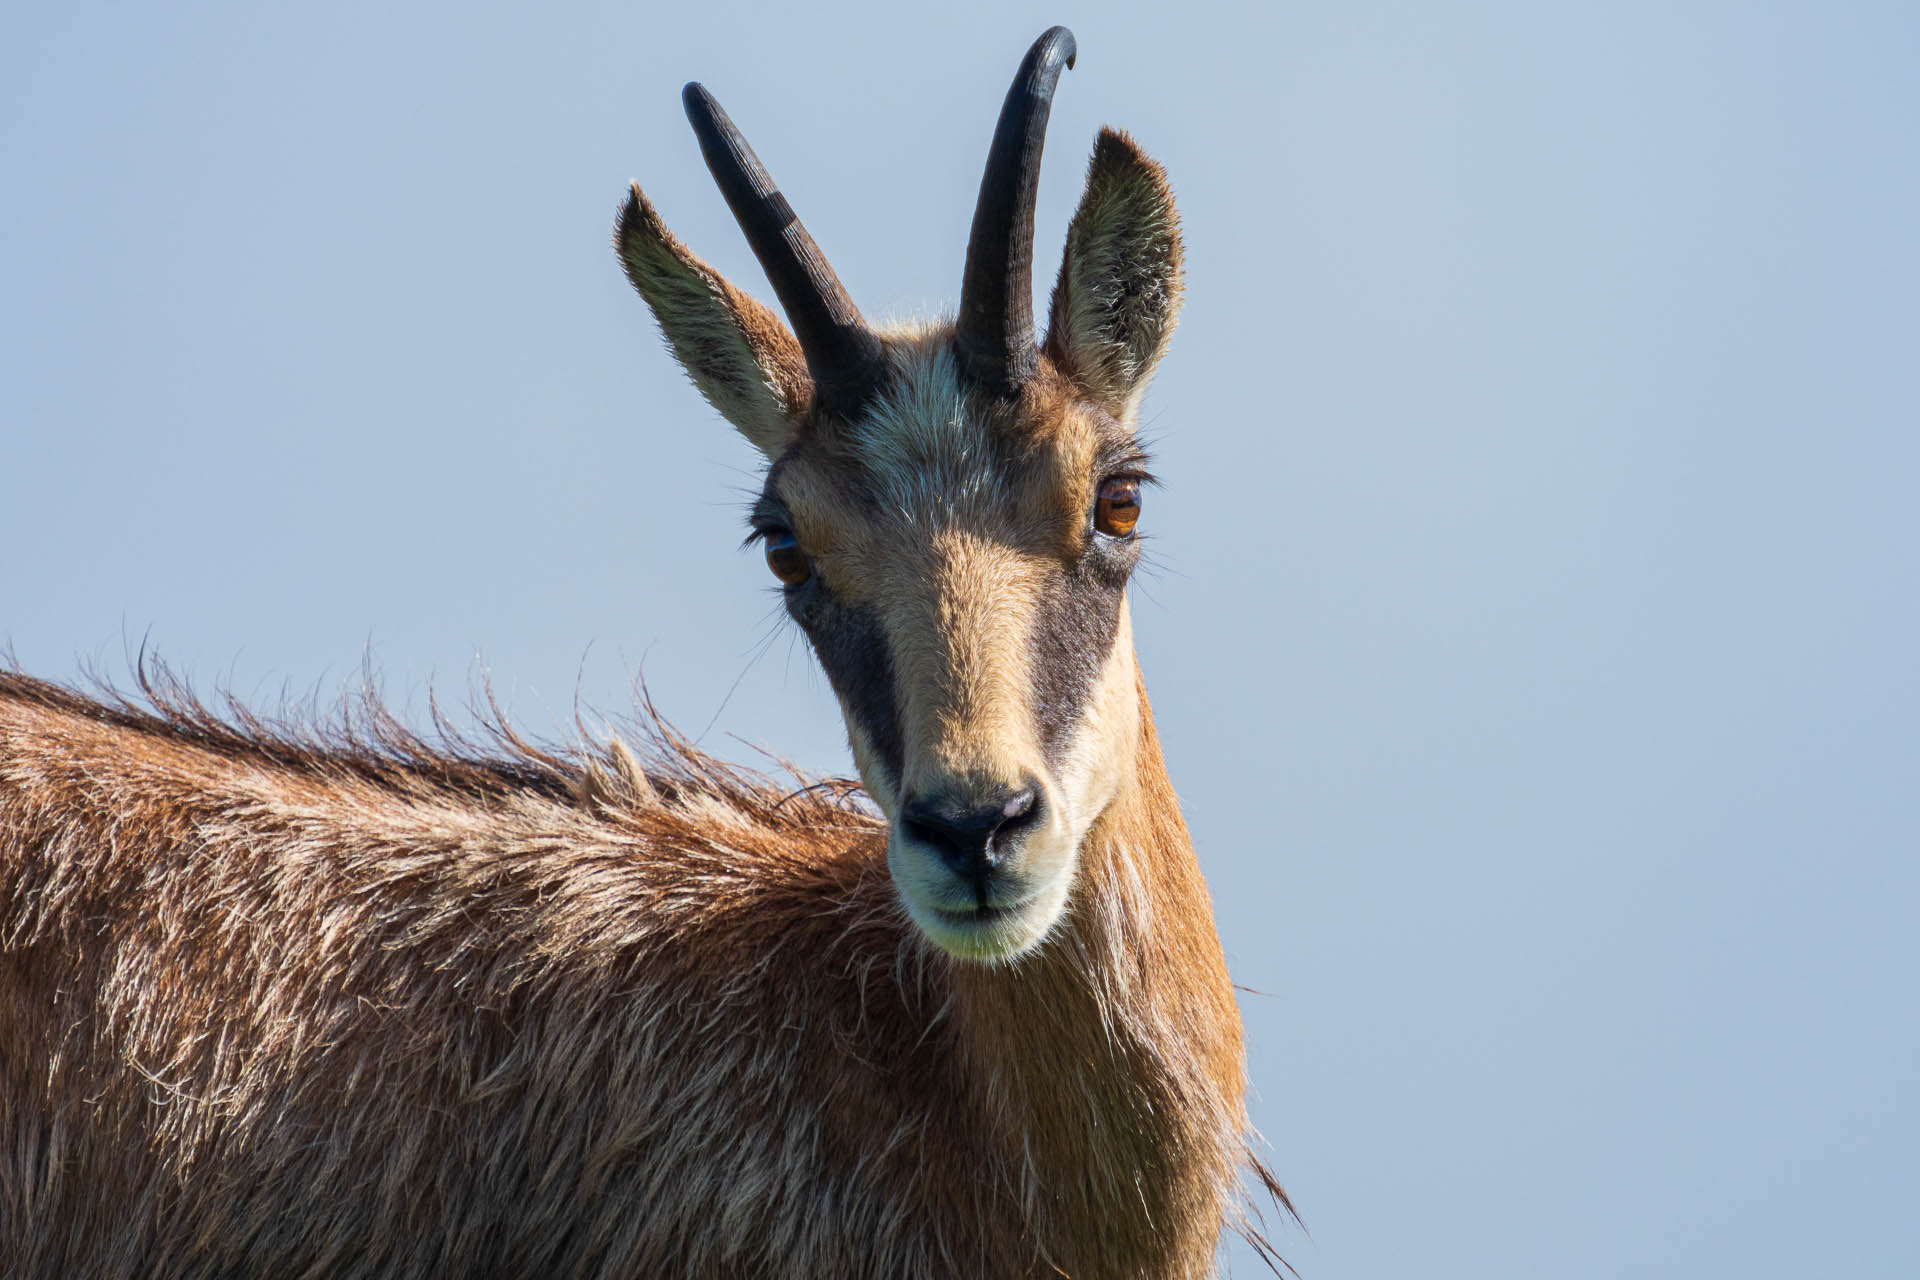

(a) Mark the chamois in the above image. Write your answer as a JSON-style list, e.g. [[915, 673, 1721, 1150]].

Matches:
[[0, 27, 1290, 1279]]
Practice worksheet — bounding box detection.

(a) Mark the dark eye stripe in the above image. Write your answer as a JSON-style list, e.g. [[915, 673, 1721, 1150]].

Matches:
[[805, 598, 905, 784], [1028, 563, 1126, 764]]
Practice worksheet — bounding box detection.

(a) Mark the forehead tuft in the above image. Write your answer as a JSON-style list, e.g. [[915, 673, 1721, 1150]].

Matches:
[[840, 326, 985, 515], [765, 325, 1138, 569], [802, 325, 1105, 519]]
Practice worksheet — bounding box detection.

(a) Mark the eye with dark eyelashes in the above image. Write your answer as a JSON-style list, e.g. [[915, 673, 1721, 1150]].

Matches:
[[1093, 477, 1142, 538], [762, 530, 811, 586]]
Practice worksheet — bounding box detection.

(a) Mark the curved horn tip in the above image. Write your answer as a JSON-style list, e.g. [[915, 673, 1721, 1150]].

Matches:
[[1034, 25, 1077, 70], [953, 25, 1081, 394], [681, 82, 716, 121]]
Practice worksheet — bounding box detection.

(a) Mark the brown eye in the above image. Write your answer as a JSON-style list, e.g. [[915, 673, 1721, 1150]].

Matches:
[[1094, 477, 1142, 538], [764, 531, 811, 586]]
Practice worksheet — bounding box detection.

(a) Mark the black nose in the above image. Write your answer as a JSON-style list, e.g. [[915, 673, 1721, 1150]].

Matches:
[[901, 783, 1042, 896]]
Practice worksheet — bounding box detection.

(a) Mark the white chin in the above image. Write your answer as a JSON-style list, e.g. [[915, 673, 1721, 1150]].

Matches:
[[906, 897, 1057, 962], [888, 848, 1075, 963]]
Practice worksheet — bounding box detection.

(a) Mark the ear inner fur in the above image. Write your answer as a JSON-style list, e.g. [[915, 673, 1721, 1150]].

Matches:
[[615, 185, 810, 457], [1045, 127, 1187, 423]]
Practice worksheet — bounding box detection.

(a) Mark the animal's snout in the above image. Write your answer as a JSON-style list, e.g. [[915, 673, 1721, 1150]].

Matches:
[[901, 782, 1042, 897]]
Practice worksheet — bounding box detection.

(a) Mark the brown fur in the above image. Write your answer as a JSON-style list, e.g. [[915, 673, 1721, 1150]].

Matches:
[[1, 665, 1287, 1277], [1046, 129, 1186, 421], [1, 53, 1294, 1278]]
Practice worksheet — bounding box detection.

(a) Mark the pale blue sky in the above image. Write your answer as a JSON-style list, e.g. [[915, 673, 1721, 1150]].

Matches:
[[4, 2, 1916, 1275]]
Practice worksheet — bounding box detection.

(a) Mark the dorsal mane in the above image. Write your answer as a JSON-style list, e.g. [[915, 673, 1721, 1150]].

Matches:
[[0, 664, 876, 838]]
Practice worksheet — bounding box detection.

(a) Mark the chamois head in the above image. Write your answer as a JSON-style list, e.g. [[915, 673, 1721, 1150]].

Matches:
[[616, 28, 1183, 961]]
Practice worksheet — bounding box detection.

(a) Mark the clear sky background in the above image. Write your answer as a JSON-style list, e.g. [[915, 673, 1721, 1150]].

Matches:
[[4, 2, 1915, 1275]]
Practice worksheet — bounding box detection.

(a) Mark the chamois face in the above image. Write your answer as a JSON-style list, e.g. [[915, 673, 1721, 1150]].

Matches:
[[617, 37, 1183, 960], [750, 338, 1150, 958]]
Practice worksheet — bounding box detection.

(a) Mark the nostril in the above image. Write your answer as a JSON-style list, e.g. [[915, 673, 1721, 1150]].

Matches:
[[901, 783, 1044, 883], [994, 786, 1040, 849], [901, 807, 970, 870]]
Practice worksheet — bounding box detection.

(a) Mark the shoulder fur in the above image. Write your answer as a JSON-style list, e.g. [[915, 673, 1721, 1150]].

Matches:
[[0, 662, 877, 844]]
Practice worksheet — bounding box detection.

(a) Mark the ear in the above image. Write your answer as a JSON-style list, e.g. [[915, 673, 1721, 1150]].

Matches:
[[615, 184, 810, 458], [1043, 129, 1185, 423]]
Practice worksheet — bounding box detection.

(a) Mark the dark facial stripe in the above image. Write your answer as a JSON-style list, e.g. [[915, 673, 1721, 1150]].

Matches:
[[1028, 549, 1130, 765], [803, 597, 905, 785]]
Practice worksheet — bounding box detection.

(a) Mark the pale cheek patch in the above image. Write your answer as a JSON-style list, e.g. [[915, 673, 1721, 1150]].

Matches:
[[843, 719, 900, 817], [1048, 604, 1142, 842]]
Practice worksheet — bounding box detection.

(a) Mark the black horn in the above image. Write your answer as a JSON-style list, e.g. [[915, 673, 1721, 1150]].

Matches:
[[683, 83, 885, 414], [954, 27, 1077, 394]]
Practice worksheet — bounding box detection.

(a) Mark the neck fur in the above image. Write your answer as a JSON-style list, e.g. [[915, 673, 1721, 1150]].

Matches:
[[946, 680, 1247, 1277]]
